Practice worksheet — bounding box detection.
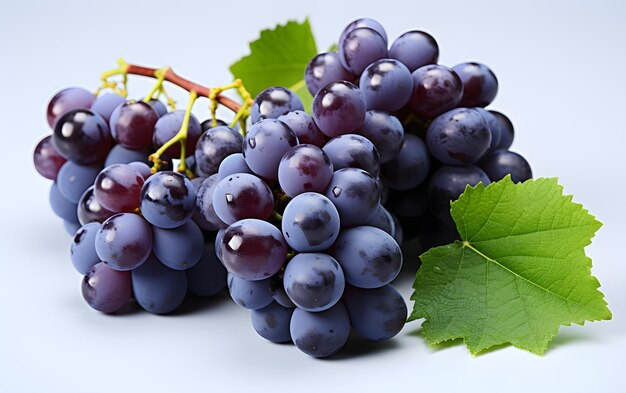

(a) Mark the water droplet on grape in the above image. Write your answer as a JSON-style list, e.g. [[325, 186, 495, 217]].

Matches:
[[248, 138, 257, 149], [332, 186, 342, 197], [225, 193, 234, 203]]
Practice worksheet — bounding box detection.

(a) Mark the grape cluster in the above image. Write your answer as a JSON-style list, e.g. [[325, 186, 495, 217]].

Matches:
[[34, 88, 227, 314], [304, 18, 532, 250]]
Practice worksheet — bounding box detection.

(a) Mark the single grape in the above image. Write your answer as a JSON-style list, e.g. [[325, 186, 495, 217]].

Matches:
[[282, 192, 340, 252], [195, 126, 243, 176], [147, 99, 167, 117], [243, 119, 298, 180], [194, 174, 228, 231], [104, 145, 148, 167], [330, 226, 402, 289], [70, 222, 101, 275], [277, 110, 326, 147], [33, 135, 67, 180], [64, 220, 82, 236], [49, 183, 78, 222], [128, 162, 152, 179], [342, 284, 407, 340], [278, 144, 334, 197], [200, 118, 229, 131], [284, 253, 345, 312], [212, 173, 274, 224], [152, 220, 204, 270], [474, 107, 502, 152], [409, 64, 463, 118], [357, 111, 404, 164], [47, 87, 95, 128], [290, 303, 350, 358], [340, 18, 388, 45], [324, 168, 380, 227], [95, 213, 153, 271], [186, 241, 227, 297], [220, 219, 288, 281], [479, 150, 533, 183], [490, 110, 514, 150], [304, 52, 355, 96], [452, 62, 499, 107], [251, 302, 294, 343], [312, 81, 366, 138], [77, 186, 114, 225], [140, 171, 196, 229], [82, 263, 131, 313], [131, 254, 188, 314], [338, 27, 388, 76], [57, 161, 101, 203], [91, 93, 125, 123], [218, 153, 253, 179], [389, 30, 439, 72], [109, 101, 159, 149], [53, 109, 111, 164], [152, 110, 202, 158], [227, 273, 274, 310], [322, 134, 380, 178], [381, 133, 430, 190], [365, 204, 395, 237], [94, 164, 144, 213], [359, 59, 413, 112], [271, 283, 296, 308], [426, 108, 491, 165], [250, 87, 304, 124], [428, 165, 491, 216]]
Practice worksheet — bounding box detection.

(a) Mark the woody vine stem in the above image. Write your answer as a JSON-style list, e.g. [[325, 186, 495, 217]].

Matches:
[[97, 58, 254, 176]]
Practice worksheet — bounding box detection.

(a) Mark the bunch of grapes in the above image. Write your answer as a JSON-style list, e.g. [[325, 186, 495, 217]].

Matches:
[[304, 18, 532, 249]]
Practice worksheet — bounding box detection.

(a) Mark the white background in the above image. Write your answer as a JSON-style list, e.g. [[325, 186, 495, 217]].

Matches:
[[1, 0, 625, 392]]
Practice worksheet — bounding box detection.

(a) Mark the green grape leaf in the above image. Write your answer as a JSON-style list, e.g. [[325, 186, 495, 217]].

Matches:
[[410, 176, 611, 355], [229, 19, 317, 112]]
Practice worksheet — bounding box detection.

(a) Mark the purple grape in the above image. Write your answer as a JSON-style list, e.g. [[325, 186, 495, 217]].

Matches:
[[53, 109, 111, 165], [474, 108, 502, 151], [452, 62, 499, 107], [389, 30, 439, 72], [186, 241, 227, 297], [428, 165, 491, 216], [330, 226, 402, 289], [271, 284, 296, 308], [195, 126, 243, 176], [338, 27, 388, 76], [109, 101, 159, 149], [91, 93, 125, 123], [339, 18, 388, 46], [343, 284, 407, 340], [218, 153, 253, 179], [359, 59, 413, 112], [243, 119, 298, 180], [377, 175, 390, 204], [284, 253, 345, 312], [212, 173, 274, 225], [57, 161, 101, 203], [200, 118, 229, 131], [70, 222, 101, 275], [250, 87, 304, 124], [381, 133, 430, 191], [312, 81, 366, 138], [426, 108, 492, 165], [94, 164, 144, 213], [33, 135, 67, 180], [304, 52, 355, 96], [324, 168, 380, 227], [251, 302, 294, 343], [220, 219, 288, 281], [490, 110, 514, 150], [105, 145, 148, 167], [281, 192, 340, 252], [147, 99, 167, 117], [77, 186, 114, 225], [290, 303, 350, 358], [49, 183, 78, 222], [322, 134, 380, 178], [357, 111, 404, 164], [95, 213, 153, 271], [277, 110, 326, 147], [152, 220, 204, 270], [479, 150, 532, 183], [47, 87, 95, 128], [278, 144, 334, 197], [140, 171, 196, 229], [131, 254, 187, 314], [365, 204, 395, 237], [82, 262, 132, 313], [152, 110, 202, 158], [194, 174, 228, 231], [227, 274, 274, 310], [409, 64, 463, 118], [128, 162, 152, 179]]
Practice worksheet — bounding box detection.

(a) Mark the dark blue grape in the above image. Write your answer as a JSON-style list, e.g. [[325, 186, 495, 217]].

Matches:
[[195, 126, 243, 176], [82, 262, 131, 313], [342, 284, 407, 340], [365, 204, 395, 237], [218, 153, 253, 179], [339, 27, 388, 76], [186, 241, 227, 297], [131, 254, 187, 314], [278, 144, 334, 197], [91, 93, 125, 123], [271, 284, 296, 308], [140, 171, 196, 229], [194, 174, 228, 231], [452, 62, 499, 107], [490, 110, 514, 150], [409, 64, 463, 118], [277, 110, 326, 147], [147, 99, 167, 117], [70, 222, 101, 275], [250, 87, 304, 124], [243, 119, 298, 180], [304, 52, 355, 97], [313, 81, 367, 138], [95, 213, 153, 271], [152, 220, 204, 270], [357, 111, 404, 164], [474, 108, 502, 152], [200, 118, 229, 131], [153, 110, 202, 158], [479, 150, 532, 183], [227, 273, 274, 310], [381, 134, 430, 191], [284, 253, 345, 312], [340, 18, 388, 45], [49, 182, 78, 222], [290, 303, 350, 358], [330, 226, 402, 289], [64, 220, 81, 236], [324, 168, 380, 227], [428, 165, 491, 217], [47, 87, 95, 128], [53, 109, 111, 165], [323, 134, 380, 178], [251, 302, 294, 343], [212, 173, 274, 224], [56, 161, 101, 204], [359, 59, 413, 112], [389, 30, 439, 72], [105, 145, 148, 167], [282, 192, 340, 252]]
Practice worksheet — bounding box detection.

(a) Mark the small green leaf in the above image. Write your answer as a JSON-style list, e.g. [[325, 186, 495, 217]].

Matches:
[[410, 176, 611, 355], [229, 19, 317, 112]]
